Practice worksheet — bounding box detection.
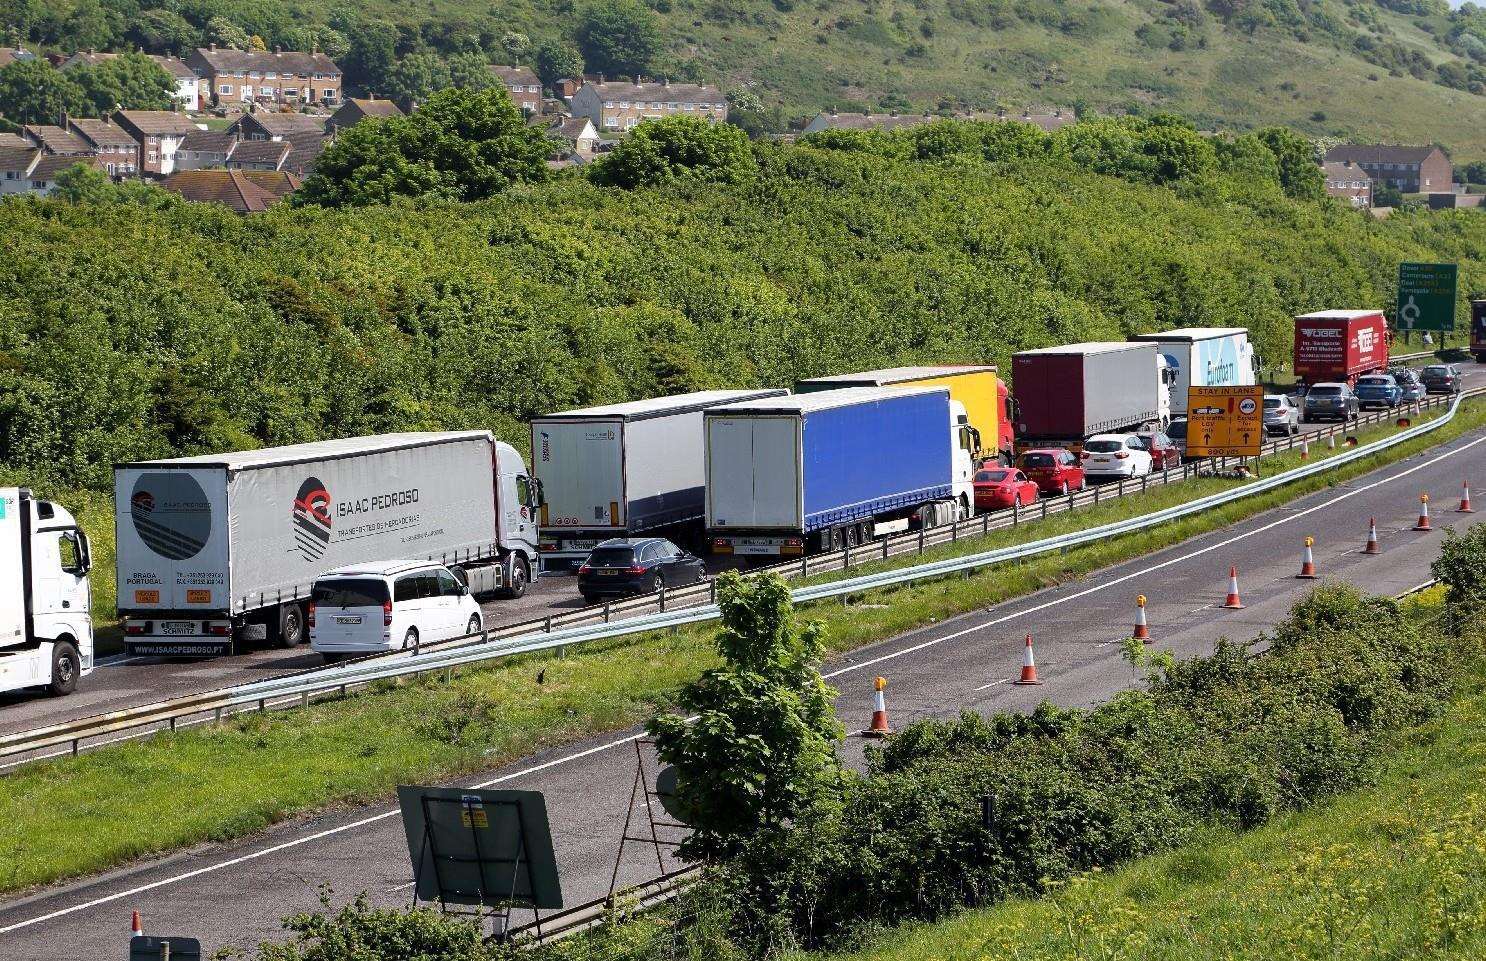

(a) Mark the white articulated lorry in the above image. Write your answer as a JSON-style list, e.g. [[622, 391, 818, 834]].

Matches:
[[114, 433, 541, 657], [530, 390, 788, 573], [1128, 328, 1256, 416], [0, 488, 94, 698]]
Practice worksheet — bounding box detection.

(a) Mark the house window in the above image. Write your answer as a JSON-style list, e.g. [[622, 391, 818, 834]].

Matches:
[[260, 86, 274, 96], [604, 101, 615, 108], [683, 103, 694, 110], [323, 88, 336, 99], [265, 72, 277, 79], [220, 84, 233, 94], [4, 171, 15, 180], [31, 180, 45, 189]]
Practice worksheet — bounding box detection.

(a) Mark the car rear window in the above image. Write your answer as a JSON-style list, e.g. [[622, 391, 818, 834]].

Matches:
[[1167, 422, 1187, 439], [1425, 366, 1449, 376], [1263, 398, 1281, 409], [312, 579, 389, 607], [1309, 386, 1343, 396], [1022, 453, 1056, 469], [1085, 440, 1123, 453], [1357, 377, 1390, 386], [975, 470, 1010, 482], [587, 547, 636, 566]]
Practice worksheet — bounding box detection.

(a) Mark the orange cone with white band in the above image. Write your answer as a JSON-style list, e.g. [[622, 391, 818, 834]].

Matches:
[[1222, 566, 1244, 609], [1014, 634, 1043, 685], [1459, 480, 1475, 514], [131, 911, 143, 938], [863, 676, 892, 737], [1297, 537, 1317, 579], [1364, 517, 1381, 555], [1415, 494, 1432, 531], [1133, 594, 1150, 642]]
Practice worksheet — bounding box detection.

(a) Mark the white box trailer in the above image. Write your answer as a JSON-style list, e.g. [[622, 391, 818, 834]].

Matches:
[[530, 389, 787, 572], [0, 488, 94, 698], [1129, 328, 1256, 416], [114, 432, 540, 657]]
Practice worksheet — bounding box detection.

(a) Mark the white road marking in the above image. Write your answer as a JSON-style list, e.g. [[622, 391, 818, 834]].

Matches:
[[973, 679, 1011, 691], [6, 428, 1484, 935]]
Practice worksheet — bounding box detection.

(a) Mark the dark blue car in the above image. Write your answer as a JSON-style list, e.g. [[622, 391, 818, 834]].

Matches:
[[1354, 373, 1402, 410], [577, 537, 707, 603]]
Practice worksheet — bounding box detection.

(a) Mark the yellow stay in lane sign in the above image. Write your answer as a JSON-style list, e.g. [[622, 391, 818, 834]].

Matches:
[[1186, 386, 1264, 457]]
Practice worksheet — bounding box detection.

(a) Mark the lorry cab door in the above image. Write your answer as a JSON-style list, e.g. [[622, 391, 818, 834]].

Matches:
[[29, 526, 88, 618]]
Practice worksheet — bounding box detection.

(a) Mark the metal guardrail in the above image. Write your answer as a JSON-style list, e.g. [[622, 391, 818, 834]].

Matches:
[[0, 392, 1470, 766]]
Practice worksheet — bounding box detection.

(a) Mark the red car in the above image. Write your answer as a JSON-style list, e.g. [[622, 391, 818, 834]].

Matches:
[[1136, 429, 1182, 470], [1017, 448, 1085, 496], [973, 467, 1040, 511]]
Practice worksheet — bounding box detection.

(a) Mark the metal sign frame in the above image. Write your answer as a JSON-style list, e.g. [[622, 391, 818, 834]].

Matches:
[[397, 786, 563, 938]]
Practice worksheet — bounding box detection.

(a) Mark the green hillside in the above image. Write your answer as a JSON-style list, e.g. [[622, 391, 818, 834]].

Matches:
[[12, 0, 1486, 155]]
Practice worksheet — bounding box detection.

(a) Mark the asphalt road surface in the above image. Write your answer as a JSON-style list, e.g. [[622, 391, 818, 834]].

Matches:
[[4, 365, 1477, 741], [3, 399, 1484, 958]]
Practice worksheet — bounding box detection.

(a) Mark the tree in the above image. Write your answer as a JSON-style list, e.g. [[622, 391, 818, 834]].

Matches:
[[648, 572, 842, 860], [49, 162, 182, 207], [447, 52, 500, 93], [589, 114, 756, 189], [342, 18, 399, 90], [534, 39, 584, 86], [576, 0, 661, 76], [0, 59, 84, 125], [1460, 160, 1486, 185], [1433, 523, 1486, 630], [1256, 126, 1325, 201], [1374, 182, 1404, 207], [125, 8, 200, 55], [72, 52, 175, 115], [384, 52, 452, 105], [500, 31, 531, 63], [295, 87, 553, 208], [205, 15, 251, 50]]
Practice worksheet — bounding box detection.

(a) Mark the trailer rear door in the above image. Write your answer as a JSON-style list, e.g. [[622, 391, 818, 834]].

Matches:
[[705, 416, 802, 530]]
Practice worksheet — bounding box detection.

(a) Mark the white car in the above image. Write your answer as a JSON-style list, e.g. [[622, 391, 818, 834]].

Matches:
[[309, 560, 483, 661], [1081, 433, 1154, 478]]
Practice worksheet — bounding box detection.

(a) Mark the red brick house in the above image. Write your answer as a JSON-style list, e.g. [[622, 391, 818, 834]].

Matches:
[[112, 110, 198, 176], [1322, 160, 1372, 208], [187, 45, 342, 107], [489, 65, 543, 114], [1322, 144, 1452, 195]]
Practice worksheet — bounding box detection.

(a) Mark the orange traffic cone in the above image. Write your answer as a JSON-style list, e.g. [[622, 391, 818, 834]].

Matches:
[[1300, 439, 1309, 461], [1297, 536, 1318, 579], [1415, 494, 1432, 531], [1364, 517, 1381, 555], [862, 676, 892, 737], [1133, 594, 1150, 643], [1459, 480, 1475, 514], [131, 911, 143, 938], [1014, 634, 1043, 685], [1222, 566, 1244, 609]]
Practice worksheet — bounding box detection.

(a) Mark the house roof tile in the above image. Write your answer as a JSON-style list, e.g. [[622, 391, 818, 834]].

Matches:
[[582, 79, 723, 104], [491, 65, 541, 86], [180, 130, 235, 152], [192, 47, 340, 76], [114, 110, 199, 137], [1324, 144, 1442, 165], [227, 139, 291, 165], [25, 125, 95, 154], [163, 168, 286, 212]]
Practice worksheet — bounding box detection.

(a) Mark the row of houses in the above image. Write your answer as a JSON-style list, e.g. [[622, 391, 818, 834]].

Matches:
[[1318, 144, 1477, 210]]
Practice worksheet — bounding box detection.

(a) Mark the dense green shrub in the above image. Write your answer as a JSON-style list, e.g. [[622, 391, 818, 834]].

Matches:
[[2, 127, 1482, 491], [688, 584, 1463, 953]]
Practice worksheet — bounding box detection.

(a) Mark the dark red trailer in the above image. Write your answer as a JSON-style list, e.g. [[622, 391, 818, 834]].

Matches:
[[1293, 310, 1389, 385]]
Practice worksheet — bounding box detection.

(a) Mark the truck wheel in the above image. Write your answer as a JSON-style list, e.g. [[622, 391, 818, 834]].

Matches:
[[499, 556, 530, 599], [275, 603, 305, 648], [47, 641, 80, 696]]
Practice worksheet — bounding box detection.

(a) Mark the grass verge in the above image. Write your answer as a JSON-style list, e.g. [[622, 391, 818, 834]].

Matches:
[[1, 403, 1481, 898], [804, 644, 1486, 961]]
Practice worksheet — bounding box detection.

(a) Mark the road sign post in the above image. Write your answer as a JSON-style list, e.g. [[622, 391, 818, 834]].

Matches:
[[1397, 262, 1457, 333], [1186, 386, 1264, 459]]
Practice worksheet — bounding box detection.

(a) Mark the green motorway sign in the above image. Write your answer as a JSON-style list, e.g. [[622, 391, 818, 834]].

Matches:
[[1396, 262, 1457, 333]]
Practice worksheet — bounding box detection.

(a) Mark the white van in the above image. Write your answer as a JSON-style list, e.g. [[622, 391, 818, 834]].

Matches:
[[309, 560, 483, 661]]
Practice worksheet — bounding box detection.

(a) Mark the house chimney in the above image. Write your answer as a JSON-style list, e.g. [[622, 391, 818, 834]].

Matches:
[[209, 42, 217, 52], [274, 46, 282, 54]]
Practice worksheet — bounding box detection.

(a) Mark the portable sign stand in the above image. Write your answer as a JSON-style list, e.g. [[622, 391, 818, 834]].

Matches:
[[1187, 385, 1266, 475], [397, 787, 563, 941], [608, 740, 689, 901]]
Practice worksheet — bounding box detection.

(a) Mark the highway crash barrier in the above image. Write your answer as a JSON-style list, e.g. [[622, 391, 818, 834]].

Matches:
[[0, 394, 1472, 767]]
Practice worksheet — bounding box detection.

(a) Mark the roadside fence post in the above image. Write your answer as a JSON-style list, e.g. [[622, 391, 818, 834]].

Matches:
[[544, 615, 552, 634], [1041, 498, 1048, 520], [604, 601, 611, 623], [1011, 502, 1018, 527], [1094, 485, 1101, 506], [659, 586, 667, 612]]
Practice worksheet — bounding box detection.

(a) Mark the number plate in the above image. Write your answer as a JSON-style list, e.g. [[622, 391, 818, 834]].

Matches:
[[162, 622, 196, 635], [334, 615, 363, 625], [599, 569, 619, 576]]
